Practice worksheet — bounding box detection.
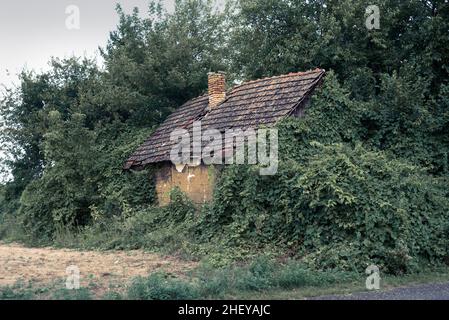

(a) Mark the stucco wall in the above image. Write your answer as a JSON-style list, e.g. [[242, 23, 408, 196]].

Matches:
[[155, 162, 216, 206]]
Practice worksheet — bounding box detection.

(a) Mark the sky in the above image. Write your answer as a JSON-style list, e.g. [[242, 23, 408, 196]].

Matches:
[[0, 0, 177, 88]]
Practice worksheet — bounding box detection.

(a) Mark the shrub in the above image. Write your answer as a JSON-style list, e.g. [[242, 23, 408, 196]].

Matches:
[[0, 283, 35, 300], [194, 257, 359, 298], [128, 273, 200, 300], [62, 187, 198, 253]]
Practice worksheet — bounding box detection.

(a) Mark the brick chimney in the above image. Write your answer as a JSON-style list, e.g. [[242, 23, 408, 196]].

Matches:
[[208, 72, 226, 109]]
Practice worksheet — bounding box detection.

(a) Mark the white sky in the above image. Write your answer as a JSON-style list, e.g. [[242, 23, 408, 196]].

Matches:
[[0, 0, 176, 88]]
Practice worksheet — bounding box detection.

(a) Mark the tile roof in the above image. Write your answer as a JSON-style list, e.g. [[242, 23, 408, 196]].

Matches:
[[124, 68, 325, 169]]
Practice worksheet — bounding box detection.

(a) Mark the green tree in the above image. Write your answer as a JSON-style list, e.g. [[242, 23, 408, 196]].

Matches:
[[0, 58, 99, 213], [19, 111, 99, 241]]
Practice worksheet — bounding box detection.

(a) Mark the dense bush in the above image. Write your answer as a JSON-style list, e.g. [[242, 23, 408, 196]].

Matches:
[[200, 142, 449, 273], [54, 187, 197, 252]]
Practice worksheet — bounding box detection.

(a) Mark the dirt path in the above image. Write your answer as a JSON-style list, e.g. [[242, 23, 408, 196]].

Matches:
[[0, 242, 197, 296]]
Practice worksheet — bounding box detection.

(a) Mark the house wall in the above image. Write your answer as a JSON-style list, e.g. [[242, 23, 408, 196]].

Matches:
[[154, 162, 216, 206]]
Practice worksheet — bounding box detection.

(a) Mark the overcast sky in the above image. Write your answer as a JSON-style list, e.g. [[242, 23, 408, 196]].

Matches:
[[0, 0, 177, 88]]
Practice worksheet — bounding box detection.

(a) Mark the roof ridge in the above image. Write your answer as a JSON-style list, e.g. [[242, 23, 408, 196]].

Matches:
[[188, 93, 208, 101], [173, 93, 209, 111], [231, 68, 325, 91]]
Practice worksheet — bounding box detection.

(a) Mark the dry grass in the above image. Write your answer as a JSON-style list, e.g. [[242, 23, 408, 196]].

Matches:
[[0, 242, 197, 297]]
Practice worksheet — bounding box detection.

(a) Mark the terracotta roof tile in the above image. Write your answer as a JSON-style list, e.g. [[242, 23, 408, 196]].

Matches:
[[124, 68, 325, 169]]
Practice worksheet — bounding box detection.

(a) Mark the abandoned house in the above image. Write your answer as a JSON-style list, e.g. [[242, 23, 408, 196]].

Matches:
[[124, 68, 326, 205]]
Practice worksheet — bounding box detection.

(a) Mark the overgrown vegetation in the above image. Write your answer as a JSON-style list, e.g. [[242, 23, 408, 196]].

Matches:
[[1, 0, 449, 277]]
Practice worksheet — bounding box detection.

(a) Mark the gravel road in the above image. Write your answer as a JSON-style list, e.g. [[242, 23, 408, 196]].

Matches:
[[311, 282, 449, 300]]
